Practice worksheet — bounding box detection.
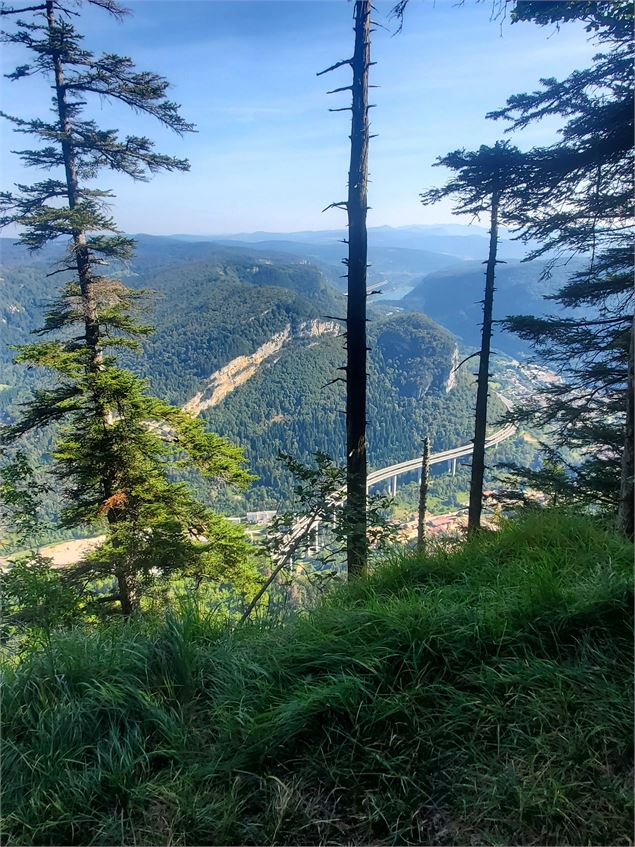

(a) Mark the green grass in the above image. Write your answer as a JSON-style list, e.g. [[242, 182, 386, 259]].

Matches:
[[2, 510, 633, 845]]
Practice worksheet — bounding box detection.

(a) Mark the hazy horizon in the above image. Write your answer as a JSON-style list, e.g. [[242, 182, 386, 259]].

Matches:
[[1, 0, 598, 235]]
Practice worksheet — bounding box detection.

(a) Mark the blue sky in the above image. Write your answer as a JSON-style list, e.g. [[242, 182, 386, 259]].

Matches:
[[1, 0, 598, 235]]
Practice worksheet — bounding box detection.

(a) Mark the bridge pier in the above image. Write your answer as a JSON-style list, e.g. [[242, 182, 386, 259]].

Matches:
[[390, 475, 398, 497], [452, 457, 457, 477]]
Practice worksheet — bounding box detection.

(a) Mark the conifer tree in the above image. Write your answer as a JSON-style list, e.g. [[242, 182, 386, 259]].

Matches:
[[421, 142, 524, 532], [318, 0, 372, 577], [488, 0, 634, 536], [0, 0, 255, 613]]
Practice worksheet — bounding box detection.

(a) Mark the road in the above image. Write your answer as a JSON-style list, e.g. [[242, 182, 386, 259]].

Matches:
[[276, 395, 516, 560], [367, 421, 516, 489], [4, 398, 516, 568]]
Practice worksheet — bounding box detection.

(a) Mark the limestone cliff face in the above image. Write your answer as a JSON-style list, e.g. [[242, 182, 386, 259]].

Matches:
[[298, 319, 340, 338], [183, 320, 339, 416], [445, 345, 460, 393]]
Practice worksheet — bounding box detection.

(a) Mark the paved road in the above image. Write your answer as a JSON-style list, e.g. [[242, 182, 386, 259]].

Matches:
[[367, 421, 516, 489]]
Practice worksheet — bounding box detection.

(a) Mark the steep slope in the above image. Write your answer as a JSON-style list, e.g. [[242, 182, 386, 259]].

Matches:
[[196, 312, 479, 508], [3, 511, 632, 846], [182, 320, 340, 416], [400, 258, 585, 356]]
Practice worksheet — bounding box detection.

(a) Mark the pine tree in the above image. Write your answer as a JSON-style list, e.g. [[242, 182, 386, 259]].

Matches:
[[488, 0, 634, 536], [1, 0, 256, 613], [421, 142, 524, 532]]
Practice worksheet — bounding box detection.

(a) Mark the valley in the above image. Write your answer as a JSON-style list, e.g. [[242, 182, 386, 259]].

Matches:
[[2, 3, 631, 844], [0, 225, 545, 548]]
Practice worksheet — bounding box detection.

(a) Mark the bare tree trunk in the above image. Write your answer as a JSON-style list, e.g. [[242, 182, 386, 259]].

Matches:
[[417, 436, 430, 552], [345, 0, 371, 579], [617, 316, 634, 539], [468, 191, 500, 534]]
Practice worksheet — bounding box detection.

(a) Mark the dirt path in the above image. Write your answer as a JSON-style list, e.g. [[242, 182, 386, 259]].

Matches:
[[1, 535, 105, 569]]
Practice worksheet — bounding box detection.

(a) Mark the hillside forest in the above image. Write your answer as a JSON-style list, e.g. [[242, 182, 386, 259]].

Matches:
[[0, 1, 633, 845]]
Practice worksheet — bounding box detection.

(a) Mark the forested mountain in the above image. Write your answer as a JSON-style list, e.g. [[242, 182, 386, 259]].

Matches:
[[215, 237, 462, 299], [399, 257, 585, 356], [211, 224, 534, 300], [197, 311, 476, 509], [0, 238, 492, 513]]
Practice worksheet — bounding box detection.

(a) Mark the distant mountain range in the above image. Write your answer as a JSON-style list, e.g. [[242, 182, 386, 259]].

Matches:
[[137, 224, 540, 309], [126, 225, 571, 356], [395, 258, 585, 355], [168, 223, 530, 258]]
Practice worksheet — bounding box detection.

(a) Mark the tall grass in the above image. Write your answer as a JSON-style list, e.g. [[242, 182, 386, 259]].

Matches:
[[2, 510, 633, 845]]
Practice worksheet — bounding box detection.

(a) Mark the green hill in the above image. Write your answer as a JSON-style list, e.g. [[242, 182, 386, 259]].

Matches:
[[400, 258, 586, 357], [1, 239, 500, 515], [2, 510, 632, 845]]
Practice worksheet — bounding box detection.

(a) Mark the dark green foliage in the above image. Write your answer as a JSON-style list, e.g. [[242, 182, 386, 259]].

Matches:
[[1, 556, 83, 646], [0, 450, 48, 548], [0, 245, 481, 522], [266, 452, 396, 564], [487, 1, 634, 527], [2, 511, 632, 845], [0, 2, 255, 610], [420, 141, 525, 217]]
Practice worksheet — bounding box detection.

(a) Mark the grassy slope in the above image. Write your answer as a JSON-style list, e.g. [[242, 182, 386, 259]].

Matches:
[[2, 511, 633, 846]]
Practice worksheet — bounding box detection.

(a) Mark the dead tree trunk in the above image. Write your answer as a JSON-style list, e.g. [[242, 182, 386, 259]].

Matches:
[[344, 1, 371, 578], [417, 436, 430, 552], [617, 316, 634, 538], [317, 1, 371, 577], [468, 190, 500, 534]]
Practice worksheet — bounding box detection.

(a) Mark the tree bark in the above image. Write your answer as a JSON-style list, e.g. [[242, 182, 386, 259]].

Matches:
[[115, 569, 134, 616], [47, 0, 127, 609], [617, 316, 634, 539], [345, 0, 371, 579], [468, 191, 500, 534], [417, 436, 430, 552], [47, 1, 102, 370]]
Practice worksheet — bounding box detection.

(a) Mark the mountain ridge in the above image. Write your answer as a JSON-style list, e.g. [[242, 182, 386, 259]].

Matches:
[[0, 240, 487, 513]]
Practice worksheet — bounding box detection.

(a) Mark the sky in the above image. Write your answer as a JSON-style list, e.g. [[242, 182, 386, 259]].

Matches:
[[0, 0, 599, 235]]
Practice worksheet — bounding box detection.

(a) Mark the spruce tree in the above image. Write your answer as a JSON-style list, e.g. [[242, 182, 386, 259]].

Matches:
[[488, 0, 634, 536], [421, 142, 524, 532], [1, 0, 255, 613]]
